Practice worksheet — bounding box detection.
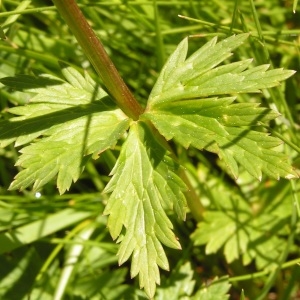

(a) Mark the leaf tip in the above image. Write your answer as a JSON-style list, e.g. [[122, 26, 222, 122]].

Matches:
[[7, 183, 16, 191], [285, 173, 299, 180]]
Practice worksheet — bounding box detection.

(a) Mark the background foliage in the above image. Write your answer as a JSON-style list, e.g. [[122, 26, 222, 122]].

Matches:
[[0, 0, 299, 299]]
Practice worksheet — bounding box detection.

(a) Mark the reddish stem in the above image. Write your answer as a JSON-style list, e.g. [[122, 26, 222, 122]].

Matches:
[[52, 0, 144, 120]]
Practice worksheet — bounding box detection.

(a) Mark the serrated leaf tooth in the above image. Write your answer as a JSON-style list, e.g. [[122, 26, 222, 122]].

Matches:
[[8, 179, 20, 191], [186, 36, 218, 64], [154, 223, 181, 249], [118, 239, 137, 265], [148, 38, 188, 102], [285, 173, 298, 179]]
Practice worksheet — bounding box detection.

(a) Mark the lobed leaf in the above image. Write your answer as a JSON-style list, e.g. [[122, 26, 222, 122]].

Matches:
[[191, 179, 291, 268], [156, 262, 195, 299], [143, 98, 297, 180], [9, 112, 129, 194], [192, 277, 231, 300], [147, 34, 295, 107], [103, 121, 187, 298], [1, 66, 130, 193], [144, 33, 298, 180]]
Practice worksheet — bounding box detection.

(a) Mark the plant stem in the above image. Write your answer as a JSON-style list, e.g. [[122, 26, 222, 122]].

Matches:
[[52, 0, 144, 120], [226, 256, 300, 283]]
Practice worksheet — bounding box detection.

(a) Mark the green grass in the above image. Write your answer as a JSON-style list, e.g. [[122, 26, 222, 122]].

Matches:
[[0, 0, 299, 299]]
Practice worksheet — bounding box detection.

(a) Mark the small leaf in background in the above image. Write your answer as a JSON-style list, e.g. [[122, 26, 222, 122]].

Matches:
[[191, 192, 251, 263], [156, 262, 196, 299], [103, 121, 187, 298], [240, 289, 246, 300], [192, 277, 231, 300], [191, 178, 292, 269], [0, 66, 130, 193]]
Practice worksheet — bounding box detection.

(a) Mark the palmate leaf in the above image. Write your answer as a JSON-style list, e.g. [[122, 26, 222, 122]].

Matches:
[[0, 66, 130, 193], [191, 179, 291, 270], [143, 34, 298, 180], [103, 121, 187, 298]]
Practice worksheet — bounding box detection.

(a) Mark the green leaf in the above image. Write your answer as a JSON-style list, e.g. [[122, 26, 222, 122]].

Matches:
[[192, 277, 231, 300], [143, 34, 297, 180], [0, 66, 130, 193], [103, 121, 187, 298], [143, 97, 297, 180], [240, 289, 246, 300], [191, 193, 250, 263], [147, 34, 295, 107], [156, 262, 196, 299], [191, 179, 291, 268], [142, 34, 298, 180]]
